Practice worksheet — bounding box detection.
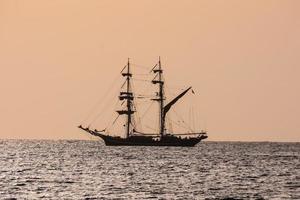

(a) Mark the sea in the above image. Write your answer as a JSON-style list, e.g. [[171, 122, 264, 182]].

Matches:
[[0, 140, 299, 199]]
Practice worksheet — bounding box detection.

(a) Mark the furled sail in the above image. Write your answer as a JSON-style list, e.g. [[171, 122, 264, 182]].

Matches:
[[163, 87, 192, 119]]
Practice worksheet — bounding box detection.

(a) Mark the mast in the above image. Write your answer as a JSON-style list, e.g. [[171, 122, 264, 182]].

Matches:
[[117, 59, 134, 138], [152, 58, 192, 137], [152, 57, 165, 137]]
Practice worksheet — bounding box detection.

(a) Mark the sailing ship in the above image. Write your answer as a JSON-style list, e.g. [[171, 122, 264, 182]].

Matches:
[[78, 58, 207, 146]]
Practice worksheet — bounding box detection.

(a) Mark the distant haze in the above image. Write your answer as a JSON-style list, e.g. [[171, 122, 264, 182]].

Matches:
[[0, 0, 299, 141]]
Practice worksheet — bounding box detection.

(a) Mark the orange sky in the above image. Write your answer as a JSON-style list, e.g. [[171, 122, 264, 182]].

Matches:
[[0, 0, 299, 141]]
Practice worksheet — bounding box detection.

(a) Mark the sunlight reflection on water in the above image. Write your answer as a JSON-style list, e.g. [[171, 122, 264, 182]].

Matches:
[[0, 140, 299, 199]]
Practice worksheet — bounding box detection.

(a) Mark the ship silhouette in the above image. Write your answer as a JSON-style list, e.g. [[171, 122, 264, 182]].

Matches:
[[78, 58, 207, 146]]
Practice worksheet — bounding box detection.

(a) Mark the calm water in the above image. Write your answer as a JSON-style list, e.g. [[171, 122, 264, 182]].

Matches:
[[0, 140, 299, 199]]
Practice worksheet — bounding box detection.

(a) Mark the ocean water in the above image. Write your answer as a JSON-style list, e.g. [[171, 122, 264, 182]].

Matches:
[[0, 140, 299, 199]]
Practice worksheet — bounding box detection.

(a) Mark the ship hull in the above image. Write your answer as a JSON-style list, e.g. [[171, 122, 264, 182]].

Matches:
[[102, 137, 204, 146], [96, 132, 206, 147], [79, 127, 207, 146]]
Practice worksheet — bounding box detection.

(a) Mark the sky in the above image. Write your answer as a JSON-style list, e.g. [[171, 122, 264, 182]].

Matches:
[[0, 0, 299, 141]]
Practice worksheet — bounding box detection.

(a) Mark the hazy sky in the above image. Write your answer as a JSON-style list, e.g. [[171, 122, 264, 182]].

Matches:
[[0, 0, 299, 141]]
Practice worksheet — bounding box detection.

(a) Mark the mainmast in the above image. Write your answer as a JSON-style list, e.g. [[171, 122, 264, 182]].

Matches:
[[152, 57, 165, 137], [152, 57, 193, 138], [117, 59, 134, 138]]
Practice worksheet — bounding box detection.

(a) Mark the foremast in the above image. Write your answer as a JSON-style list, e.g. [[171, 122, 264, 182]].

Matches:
[[117, 59, 134, 138]]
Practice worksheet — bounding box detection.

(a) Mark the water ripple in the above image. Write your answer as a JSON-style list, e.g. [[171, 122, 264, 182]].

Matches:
[[0, 140, 299, 199]]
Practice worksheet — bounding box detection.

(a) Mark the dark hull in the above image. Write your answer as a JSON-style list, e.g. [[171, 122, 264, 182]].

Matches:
[[100, 135, 206, 147], [79, 127, 207, 146]]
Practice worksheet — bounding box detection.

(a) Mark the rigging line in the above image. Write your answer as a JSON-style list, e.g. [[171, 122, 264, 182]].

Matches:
[[192, 105, 196, 131], [152, 73, 158, 80], [88, 96, 120, 127], [171, 109, 194, 132], [135, 93, 157, 97], [189, 106, 192, 131], [135, 99, 155, 102], [121, 79, 127, 89], [134, 100, 155, 104], [164, 85, 180, 100], [131, 63, 151, 70], [135, 93, 156, 96], [200, 109, 205, 132], [133, 100, 154, 105], [150, 63, 158, 72], [144, 125, 157, 132], [167, 115, 174, 133], [139, 112, 159, 132], [140, 83, 156, 93], [106, 113, 121, 131], [132, 85, 155, 99], [131, 81, 152, 91], [168, 119, 193, 133], [134, 108, 157, 132], [166, 84, 188, 91], [139, 101, 155, 121], [135, 96, 156, 99], [105, 118, 118, 133], [80, 72, 121, 125], [133, 73, 153, 76], [131, 80, 143, 132], [142, 114, 158, 127], [111, 115, 120, 127], [134, 113, 143, 133], [131, 112, 139, 128], [120, 64, 127, 73], [132, 78, 151, 82], [165, 84, 184, 94], [195, 106, 199, 131], [167, 117, 188, 129]]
